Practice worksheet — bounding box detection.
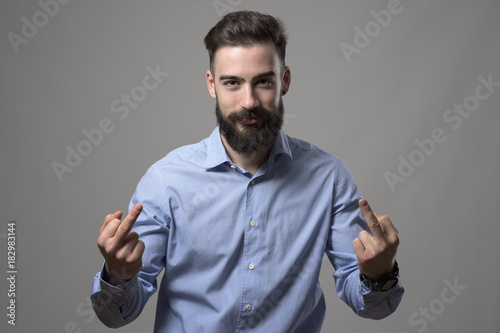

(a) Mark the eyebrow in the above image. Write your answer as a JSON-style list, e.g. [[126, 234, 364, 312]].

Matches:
[[219, 71, 276, 82]]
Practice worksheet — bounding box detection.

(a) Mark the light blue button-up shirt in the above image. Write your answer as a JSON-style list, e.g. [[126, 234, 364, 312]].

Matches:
[[91, 127, 404, 332]]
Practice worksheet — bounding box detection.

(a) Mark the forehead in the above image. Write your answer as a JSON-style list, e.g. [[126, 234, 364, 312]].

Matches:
[[212, 43, 280, 77]]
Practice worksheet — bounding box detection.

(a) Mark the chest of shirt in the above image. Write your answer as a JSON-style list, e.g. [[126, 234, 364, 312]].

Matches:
[[160, 160, 336, 270]]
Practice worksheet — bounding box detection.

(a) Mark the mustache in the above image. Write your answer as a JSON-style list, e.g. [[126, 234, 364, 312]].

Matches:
[[227, 107, 273, 122]]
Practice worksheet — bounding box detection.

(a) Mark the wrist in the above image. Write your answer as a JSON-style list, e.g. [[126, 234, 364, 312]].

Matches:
[[103, 263, 129, 286], [360, 261, 399, 292]]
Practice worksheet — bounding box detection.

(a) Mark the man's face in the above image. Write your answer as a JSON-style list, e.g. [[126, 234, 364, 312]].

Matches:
[[206, 43, 291, 154]]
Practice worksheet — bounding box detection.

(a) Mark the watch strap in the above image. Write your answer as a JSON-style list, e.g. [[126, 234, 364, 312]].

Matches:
[[360, 261, 399, 292]]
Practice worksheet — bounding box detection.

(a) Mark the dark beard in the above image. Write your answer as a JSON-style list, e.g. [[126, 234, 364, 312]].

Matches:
[[216, 98, 284, 154]]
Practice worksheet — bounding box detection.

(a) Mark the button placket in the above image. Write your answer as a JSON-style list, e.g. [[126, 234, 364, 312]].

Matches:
[[238, 176, 261, 323]]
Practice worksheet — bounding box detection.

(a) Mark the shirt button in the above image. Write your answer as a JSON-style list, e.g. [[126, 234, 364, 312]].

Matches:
[[250, 180, 256, 185], [129, 286, 135, 292], [246, 304, 252, 311], [230, 165, 236, 169], [249, 220, 256, 227], [249, 262, 255, 270]]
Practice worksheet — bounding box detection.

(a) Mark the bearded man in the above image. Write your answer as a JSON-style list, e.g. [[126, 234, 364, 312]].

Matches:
[[92, 10, 404, 333]]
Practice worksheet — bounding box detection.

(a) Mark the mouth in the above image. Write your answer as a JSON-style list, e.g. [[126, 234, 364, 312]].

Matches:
[[240, 117, 259, 125]]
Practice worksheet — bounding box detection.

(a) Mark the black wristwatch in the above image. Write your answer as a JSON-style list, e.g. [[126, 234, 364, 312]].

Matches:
[[360, 261, 399, 292]]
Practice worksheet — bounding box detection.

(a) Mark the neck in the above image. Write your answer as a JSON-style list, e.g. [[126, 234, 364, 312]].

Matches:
[[220, 134, 271, 175]]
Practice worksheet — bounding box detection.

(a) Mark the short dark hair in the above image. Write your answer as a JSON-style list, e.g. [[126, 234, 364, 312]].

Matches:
[[204, 11, 288, 73]]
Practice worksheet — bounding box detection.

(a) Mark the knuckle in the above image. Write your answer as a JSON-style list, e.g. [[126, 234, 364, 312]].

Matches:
[[128, 231, 139, 241], [115, 251, 127, 262], [391, 235, 400, 247], [386, 232, 399, 246], [137, 241, 146, 253], [378, 243, 389, 254], [378, 214, 389, 221], [110, 218, 121, 224], [364, 250, 376, 261], [105, 241, 120, 254], [97, 236, 105, 248], [125, 254, 138, 265], [105, 219, 120, 230]]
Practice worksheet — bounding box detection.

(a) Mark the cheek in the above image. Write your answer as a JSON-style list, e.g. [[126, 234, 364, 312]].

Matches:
[[218, 97, 237, 113], [216, 94, 238, 115], [260, 91, 280, 108], [219, 91, 245, 111]]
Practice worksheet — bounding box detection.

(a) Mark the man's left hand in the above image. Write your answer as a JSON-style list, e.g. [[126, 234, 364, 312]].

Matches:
[[352, 198, 399, 280]]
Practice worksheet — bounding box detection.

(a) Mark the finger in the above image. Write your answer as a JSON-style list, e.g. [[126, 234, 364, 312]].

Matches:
[[352, 237, 365, 257], [115, 232, 140, 261], [130, 239, 145, 261], [115, 238, 145, 276], [125, 240, 145, 278], [359, 199, 383, 239], [98, 218, 122, 242], [378, 215, 400, 243], [357, 230, 376, 254], [100, 211, 122, 235], [115, 203, 143, 240]]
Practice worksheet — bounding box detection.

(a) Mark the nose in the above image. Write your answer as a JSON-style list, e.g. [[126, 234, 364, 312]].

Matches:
[[240, 86, 260, 110]]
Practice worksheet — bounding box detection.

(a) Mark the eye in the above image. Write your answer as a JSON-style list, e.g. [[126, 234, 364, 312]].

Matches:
[[223, 80, 239, 87], [256, 78, 273, 87]]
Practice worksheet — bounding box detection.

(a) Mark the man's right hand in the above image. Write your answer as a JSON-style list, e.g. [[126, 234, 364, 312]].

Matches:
[[97, 203, 145, 286]]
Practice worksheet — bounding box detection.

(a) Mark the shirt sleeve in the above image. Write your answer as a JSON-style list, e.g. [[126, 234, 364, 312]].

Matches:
[[91, 166, 170, 328], [325, 159, 404, 320]]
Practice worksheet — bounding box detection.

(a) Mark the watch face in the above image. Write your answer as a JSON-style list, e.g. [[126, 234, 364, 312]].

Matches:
[[381, 279, 398, 291], [360, 271, 398, 292]]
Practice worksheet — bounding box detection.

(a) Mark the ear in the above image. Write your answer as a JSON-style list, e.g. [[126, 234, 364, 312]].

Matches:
[[206, 69, 217, 99], [281, 66, 291, 96]]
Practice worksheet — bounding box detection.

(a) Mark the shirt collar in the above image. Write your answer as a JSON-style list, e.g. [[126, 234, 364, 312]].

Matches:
[[203, 126, 293, 169]]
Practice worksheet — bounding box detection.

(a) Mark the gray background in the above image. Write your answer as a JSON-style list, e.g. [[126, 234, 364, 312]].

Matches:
[[1, 0, 499, 332]]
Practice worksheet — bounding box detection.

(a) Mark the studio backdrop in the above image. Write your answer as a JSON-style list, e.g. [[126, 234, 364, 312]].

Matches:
[[1, 0, 499, 332]]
